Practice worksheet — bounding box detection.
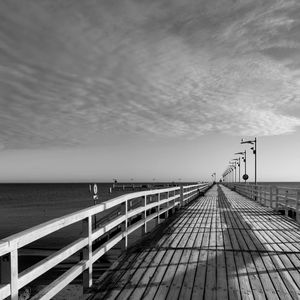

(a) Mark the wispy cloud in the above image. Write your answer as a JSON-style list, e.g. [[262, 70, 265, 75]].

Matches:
[[0, 0, 300, 149]]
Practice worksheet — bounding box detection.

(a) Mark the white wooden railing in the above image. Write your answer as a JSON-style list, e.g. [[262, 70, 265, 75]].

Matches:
[[223, 183, 300, 223], [0, 183, 210, 300]]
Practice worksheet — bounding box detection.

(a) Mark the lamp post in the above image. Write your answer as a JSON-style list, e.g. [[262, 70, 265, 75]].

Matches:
[[232, 158, 240, 182], [235, 150, 247, 182], [229, 161, 237, 182], [241, 137, 257, 185]]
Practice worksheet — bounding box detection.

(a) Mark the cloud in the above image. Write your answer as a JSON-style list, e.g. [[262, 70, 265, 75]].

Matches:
[[0, 0, 300, 150]]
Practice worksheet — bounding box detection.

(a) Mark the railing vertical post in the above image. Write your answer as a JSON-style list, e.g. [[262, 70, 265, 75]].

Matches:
[[285, 191, 288, 216], [275, 187, 279, 211], [264, 188, 267, 206], [296, 191, 300, 224], [121, 200, 128, 250], [157, 193, 161, 224], [173, 189, 176, 213], [180, 185, 184, 207], [143, 195, 147, 234], [165, 192, 169, 219], [9, 249, 18, 300], [269, 186, 272, 208], [260, 186, 263, 204], [0, 250, 18, 300], [82, 216, 93, 293]]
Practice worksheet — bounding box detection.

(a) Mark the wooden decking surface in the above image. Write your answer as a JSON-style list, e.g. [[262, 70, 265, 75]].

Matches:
[[88, 184, 300, 299]]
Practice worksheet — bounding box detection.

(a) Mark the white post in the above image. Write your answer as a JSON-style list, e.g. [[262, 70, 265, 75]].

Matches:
[[10, 249, 18, 300], [157, 193, 161, 224], [165, 191, 169, 219], [143, 195, 147, 234], [121, 200, 128, 250], [83, 216, 93, 292], [275, 187, 279, 211], [260, 186, 263, 204], [285, 190, 288, 216]]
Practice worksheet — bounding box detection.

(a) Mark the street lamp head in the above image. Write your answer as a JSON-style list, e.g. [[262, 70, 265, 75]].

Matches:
[[241, 140, 254, 145], [241, 137, 255, 145], [235, 152, 244, 155]]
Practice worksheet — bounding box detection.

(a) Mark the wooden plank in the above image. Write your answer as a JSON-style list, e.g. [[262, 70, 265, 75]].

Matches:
[[166, 249, 191, 299], [204, 250, 217, 299], [142, 250, 175, 299], [102, 250, 151, 299], [242, 252, 265, 300], [234, 251, 254, 299], [216, 250, 228, 300], [260, 253, 293, 299], [225, 251, 241, 300], [178, 250, 199, 299], [191, 249, 208, 299], [115, 250, 158, 299], [128, 250, 166, 299]]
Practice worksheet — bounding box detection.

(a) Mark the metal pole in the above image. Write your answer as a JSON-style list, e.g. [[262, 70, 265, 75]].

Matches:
[[255, 137, 257, 185], [238, 157, 241, 182], [244, 150, 247, 183]]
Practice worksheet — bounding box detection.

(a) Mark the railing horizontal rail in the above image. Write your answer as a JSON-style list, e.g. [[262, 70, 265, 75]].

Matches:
[[223, 182, 300, 224], [0, 182, 211, 300]]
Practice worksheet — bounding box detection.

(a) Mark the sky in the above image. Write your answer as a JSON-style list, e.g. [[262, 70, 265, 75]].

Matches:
[[0, 0, 300, 182]]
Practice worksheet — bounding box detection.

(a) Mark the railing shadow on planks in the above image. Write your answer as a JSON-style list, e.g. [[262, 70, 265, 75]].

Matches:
[[0, 182, 211, 300], [223, 182, 300, 223]]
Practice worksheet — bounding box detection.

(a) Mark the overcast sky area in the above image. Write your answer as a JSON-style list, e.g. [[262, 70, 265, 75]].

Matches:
[[0, 0, 300, 182]]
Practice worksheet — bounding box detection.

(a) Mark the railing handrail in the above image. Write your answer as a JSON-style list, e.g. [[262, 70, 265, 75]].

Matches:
[[0, 183, 211, 300], [0, 186, 181, 257], [226, 182, 300, 192], [222, 182, 300, 224]]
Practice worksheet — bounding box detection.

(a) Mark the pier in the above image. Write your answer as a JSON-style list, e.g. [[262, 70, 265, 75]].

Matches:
[[1, 183, 300, 299], [87, 184, 300, 299]]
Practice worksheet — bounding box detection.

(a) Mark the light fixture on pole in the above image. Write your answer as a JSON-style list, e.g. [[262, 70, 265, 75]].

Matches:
[[241, 137, 257, 185], [235, 150, 247, 182], [232, 158, 240, 182], [229, 161, 237, 182]]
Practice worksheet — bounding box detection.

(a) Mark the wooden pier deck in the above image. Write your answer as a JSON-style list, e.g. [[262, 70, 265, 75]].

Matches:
[[87, 184, 300, 300]]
